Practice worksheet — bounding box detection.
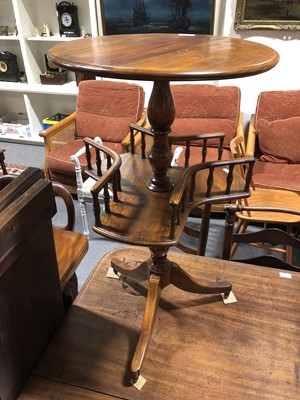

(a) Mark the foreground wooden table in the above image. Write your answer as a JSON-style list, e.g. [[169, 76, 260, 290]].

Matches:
[[20, 246, 300, 399]]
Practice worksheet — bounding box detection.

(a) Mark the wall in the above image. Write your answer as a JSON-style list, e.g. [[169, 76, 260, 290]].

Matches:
[[216, 0, 300, 124], [126, 0, 299, 127]]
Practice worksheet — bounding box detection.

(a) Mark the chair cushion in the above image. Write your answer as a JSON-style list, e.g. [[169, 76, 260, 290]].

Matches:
[[47, 139, 123, 187], [75, 80, 145, 142], [255, 90, 300, 125], [257, 117, 300, 163], [252, 160, 300, 194], [170, 84, 241, 147]]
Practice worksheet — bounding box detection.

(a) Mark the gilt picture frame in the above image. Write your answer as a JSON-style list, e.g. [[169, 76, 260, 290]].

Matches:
[[99, 0, 215, 36], [235, 0, 300, 31]]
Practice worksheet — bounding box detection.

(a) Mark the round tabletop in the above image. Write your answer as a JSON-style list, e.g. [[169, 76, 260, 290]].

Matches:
[[48, 34, 279, 81]]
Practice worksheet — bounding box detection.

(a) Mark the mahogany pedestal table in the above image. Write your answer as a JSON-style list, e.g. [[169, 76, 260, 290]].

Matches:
[[48, 34, 279, 381]]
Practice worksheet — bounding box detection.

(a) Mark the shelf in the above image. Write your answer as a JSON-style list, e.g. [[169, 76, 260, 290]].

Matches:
[[0, 35, 19, 41], [0, 134, 43, 145], [26, 36, 84, 42], [0, 0, 99, 144], [0, 80, 78, 94]]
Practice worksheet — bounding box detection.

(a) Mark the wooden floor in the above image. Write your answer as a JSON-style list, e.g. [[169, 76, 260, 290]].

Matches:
[[20, 247, 300, 399]]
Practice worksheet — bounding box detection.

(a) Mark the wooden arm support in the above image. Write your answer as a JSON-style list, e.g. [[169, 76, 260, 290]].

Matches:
[[39, 112, 76, 177], [169, 132, 226, 166], [169, 157, 255, 239], [83, 138, 122, 226], [245, 114, 257, 157]]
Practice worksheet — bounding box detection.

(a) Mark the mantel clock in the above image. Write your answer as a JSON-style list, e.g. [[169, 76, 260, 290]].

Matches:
[[56, 2, 80, 37]]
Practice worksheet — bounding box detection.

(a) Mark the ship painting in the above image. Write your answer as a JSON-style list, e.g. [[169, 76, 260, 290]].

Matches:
[[102, 0, 213, 36], [132, 0, 150, 27], [169, 0, 192, 31]]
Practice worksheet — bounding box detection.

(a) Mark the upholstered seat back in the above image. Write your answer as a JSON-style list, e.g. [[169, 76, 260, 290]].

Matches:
[[254, 90, 300, 164], [45, 80, 145, 190], [170, 84, 241, 148], [75, 80, 145, 142], [248, 90, 300, 194], [255, 90, 300, 124]]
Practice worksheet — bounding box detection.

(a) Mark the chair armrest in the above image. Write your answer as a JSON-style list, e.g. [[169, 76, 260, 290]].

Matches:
[[233, 112, 245, 153], [236, 112, 244, 138], [246, 114, 257, 157], [39, 112, 76, 154], [121, 108, 148, 153], [169, 132, 226, 165], [52, 181, 75, 231], [89, 144, 122, 195], [82, 138, 122, 226], [39, 112, 76, 178], [69, 137, 104, 198], [169, 157, 255, 238]]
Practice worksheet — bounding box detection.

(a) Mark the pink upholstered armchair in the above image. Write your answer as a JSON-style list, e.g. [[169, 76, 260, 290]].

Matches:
[[40, 80, 146, 192], [246, 90, 300, 194], [169, 84, 244, 166]]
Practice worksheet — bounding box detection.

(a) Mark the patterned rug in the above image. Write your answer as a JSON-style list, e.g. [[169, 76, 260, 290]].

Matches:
[[0, 163, 27, 176]]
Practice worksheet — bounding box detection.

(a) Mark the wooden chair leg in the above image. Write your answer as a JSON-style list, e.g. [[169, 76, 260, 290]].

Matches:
[[62, 273, 78, 312], [286, 225, 293, 264], [0, 149, 8, 175], [197, 203, 211, 256], [230, 220, 249, 258]]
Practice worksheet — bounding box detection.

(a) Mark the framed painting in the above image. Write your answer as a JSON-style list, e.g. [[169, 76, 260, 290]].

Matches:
[[99, 0, 215, 35], [235, 0, 300, 31]]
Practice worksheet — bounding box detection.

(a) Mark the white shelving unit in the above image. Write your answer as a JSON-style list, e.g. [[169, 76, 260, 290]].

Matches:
[[0, 0, 98, 144]]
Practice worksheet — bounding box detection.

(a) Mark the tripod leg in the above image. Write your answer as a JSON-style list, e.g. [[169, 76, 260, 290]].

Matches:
[[170, 262, 232, 295], [131, 273, 161, 382], [111, 257, 148, 282]]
